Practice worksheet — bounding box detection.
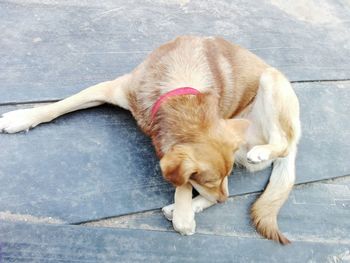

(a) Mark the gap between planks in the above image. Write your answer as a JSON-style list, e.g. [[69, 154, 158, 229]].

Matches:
[[1, 79, 350, 107], [0, 174, 348, 244], [76, 174, 350, 225]]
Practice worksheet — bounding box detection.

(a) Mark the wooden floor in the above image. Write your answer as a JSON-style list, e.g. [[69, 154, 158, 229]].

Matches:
[[0, 0, 349, 262]]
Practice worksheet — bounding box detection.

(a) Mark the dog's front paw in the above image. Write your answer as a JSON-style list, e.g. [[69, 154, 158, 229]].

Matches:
[[162, 204, 175, 221], [172, 210, 196, 236], [247, 146, 271, 164], [192, 202, 204, 213], [0, 109, 42, 134], [162, 202, 204, 222]]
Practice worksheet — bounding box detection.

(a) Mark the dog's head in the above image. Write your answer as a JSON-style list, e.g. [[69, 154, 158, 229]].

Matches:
[[160, 118, 249, 203]]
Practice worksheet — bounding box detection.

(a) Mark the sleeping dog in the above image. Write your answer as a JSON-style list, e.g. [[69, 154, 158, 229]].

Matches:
[[0, 36, 300, 244]]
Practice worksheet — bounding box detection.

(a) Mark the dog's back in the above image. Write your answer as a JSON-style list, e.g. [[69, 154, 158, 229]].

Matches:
[[126, 36, 269, 132]]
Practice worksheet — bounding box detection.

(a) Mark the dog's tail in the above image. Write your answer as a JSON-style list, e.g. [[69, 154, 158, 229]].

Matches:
[[251, 148, 296, 245]]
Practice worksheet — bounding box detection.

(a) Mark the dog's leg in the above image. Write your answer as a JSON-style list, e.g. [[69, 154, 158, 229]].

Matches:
[[246, 68, 301, 244], [0, 74, 131, 133], [247, 141, 288, 164], [171, 183, 196, 235], [162, 195, 216, 220], [192, 195, 216, 213], [245, 68, 300, 164]]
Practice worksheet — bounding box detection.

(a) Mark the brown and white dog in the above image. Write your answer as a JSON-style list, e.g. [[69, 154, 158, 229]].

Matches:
[[0, 36, 300, 244]]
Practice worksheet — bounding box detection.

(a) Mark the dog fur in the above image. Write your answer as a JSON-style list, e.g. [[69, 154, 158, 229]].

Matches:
[[0, 36, 301, 244]]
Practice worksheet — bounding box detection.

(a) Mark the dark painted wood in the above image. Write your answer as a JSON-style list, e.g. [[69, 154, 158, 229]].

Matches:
[[0, 82, 349, 223], [1, 0, 350, 103], [0, 218, 349, 263], [99, 177, 350, 244]]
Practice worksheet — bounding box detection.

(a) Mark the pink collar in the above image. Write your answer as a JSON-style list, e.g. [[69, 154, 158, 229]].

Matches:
[[151, 87, 200, 120]]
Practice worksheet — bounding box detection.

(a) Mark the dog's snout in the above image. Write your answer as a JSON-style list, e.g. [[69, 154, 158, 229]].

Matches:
[[217, 195, 228, 203]]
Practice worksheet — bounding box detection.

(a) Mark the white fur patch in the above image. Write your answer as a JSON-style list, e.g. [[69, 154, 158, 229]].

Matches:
[[162, 204, 174, 221], [192, 195, 216, 213], [112, 84, 129, 109], [0, 108, 43, 134], [247, 146, 271, 163], [172, 208, 196, 235], [162, 195, 216, 220]]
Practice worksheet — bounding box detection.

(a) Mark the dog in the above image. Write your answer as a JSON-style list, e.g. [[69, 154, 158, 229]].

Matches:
[[0, 36, 300, 244]]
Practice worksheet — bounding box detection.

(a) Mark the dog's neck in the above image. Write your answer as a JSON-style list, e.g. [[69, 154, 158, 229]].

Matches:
[[150, 92, 220, 157], [151, 87, 200, 120]]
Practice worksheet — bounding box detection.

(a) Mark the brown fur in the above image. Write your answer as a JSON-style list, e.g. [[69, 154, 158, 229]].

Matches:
[[126, 37, 266, 133], [125, 36, 299, 244], [158, 93, 249, 191], [251, 185, 293, 245]]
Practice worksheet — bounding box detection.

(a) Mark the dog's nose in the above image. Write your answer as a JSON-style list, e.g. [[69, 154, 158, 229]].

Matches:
[[217, 195, 228, 203]]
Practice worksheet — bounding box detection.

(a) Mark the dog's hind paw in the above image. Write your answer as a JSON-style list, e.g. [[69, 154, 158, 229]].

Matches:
[[162, 204, 174, 221], [247, 146, 271, 164]]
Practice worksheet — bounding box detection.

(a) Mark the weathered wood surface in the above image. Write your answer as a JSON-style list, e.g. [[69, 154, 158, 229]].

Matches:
[[86, 177, 350, 245], [1, 0, 350, 103], [0, 178, 349, 263], [0, 82, 349, 222], [0, 0, 350, 261]]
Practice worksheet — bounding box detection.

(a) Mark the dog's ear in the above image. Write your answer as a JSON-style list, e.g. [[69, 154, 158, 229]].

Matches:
[[224, 119, 251, 144], [160, 145, 197, 187]]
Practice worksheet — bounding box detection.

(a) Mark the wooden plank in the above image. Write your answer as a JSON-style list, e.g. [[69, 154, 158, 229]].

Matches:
[[0, 82, 349, 223], [1, 0, 350, 103], [0, 217, 349, 263], [86, 177, 350, 244]]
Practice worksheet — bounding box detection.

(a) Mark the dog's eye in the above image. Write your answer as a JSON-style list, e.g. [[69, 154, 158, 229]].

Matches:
[[190, 172, 198, 179]]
